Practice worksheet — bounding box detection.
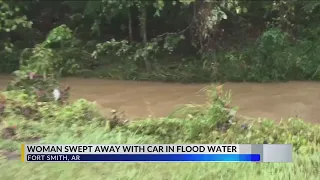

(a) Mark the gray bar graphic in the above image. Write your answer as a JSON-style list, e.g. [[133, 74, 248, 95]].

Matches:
[[263, 144, 292, 162], [239, 144, 251, 154], [251, 144, 264, 161]]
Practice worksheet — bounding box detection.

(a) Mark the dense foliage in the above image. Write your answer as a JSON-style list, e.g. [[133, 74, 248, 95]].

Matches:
[[1, 0, 320, 82], [0, 1, 319, 178]]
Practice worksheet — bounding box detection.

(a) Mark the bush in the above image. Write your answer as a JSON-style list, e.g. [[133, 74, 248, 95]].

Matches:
[[119, 86, 319, 154], [0, 90, 106, 144], [197, 28, 320, 82]]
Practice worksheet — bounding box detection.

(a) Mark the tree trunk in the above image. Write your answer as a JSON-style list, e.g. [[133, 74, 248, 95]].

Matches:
[[190, 2, 196, 46], [139, 4, 151, 72], [128, 8, 133, 44]]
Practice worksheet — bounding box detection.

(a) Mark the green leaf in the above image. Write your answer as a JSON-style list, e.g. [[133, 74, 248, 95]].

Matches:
[[147, 45, 153, 50], [4, 46, 12, 53], [242, 7, 247, 13], [154, 10, 160, 17], [11, 25, 17, 30], [236, 7, 241, 14], [221, 13, 227, 20], [153, 2, 157, 8], [179, 0, 194, 5]]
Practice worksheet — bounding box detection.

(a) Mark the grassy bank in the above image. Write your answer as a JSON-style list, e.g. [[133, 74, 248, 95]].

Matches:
[[1, 132, 319, 180], [0, 85, 319, 179]]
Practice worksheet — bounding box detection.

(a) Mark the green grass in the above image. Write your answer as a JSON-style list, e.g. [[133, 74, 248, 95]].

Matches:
[[2, 157, 319, 180], [0, 125, 318, 180], [1, 161, 318, 180], [1, 128, 319, 180], [2, 157, 318, 180]]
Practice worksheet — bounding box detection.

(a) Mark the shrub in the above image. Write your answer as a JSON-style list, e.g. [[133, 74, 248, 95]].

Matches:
[[117, 86, 319, 154], [0, 90, 106, 143]]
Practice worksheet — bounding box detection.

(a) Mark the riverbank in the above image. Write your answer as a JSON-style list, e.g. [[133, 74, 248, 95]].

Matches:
[[0, 73, 319, 179], [0, 85, 319, 179]]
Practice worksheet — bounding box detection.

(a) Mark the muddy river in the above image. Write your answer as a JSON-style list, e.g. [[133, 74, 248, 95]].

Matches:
[[0, 75, 319, 123]]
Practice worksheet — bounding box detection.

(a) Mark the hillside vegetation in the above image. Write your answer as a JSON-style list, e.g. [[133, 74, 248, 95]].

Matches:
[[2, 0, 320, 82], [0, 0, 320, 179]]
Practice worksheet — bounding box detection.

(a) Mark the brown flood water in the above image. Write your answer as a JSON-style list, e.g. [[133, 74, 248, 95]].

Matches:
[[0, 75, 319, 123]]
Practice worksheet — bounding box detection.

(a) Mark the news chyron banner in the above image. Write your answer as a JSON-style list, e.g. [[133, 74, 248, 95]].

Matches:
[[21, 144, 293, 163]]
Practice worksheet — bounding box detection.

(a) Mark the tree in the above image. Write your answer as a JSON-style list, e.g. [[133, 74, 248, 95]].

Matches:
[[0, 0, 32, 51]]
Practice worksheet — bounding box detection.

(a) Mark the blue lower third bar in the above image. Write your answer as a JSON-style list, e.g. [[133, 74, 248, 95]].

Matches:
[[26, 154, 260, 162]]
